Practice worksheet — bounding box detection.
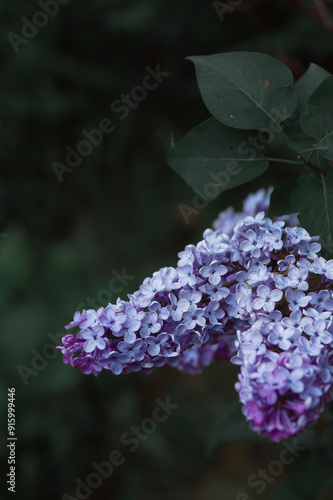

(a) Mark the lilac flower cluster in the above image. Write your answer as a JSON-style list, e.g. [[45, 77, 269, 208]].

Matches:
[[58, 189, 333, 441]]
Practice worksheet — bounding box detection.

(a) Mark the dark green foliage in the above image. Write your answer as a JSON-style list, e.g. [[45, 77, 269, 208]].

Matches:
[[269, 177, 298, 217], [188, 52, 297, 130], [300, 76, 333, 160], [167, 118, 269, 198], [292, 170, 333, 254]]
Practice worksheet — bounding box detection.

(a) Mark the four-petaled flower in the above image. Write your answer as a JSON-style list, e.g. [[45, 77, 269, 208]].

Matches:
[[286, 289, 311, 311], [268, 324, 294, 350], [118, 339, 147, 361], [204, 282, 230, 300], [140, 312, 161, 338], [149, 301, 170, 322], [205, 300, 225, 324], [304, 320, 332, 344], [100, 352, 131, 375], [81, 326, 106, 353], [288, 266, 309, 291], [101, 306, 126, 333], [309, 290, 333, 312], [240, 332, 266, 364], [253, 285, 283, 312], [118, 318, 141, 343], [145, 333, 171, 356], [200, 261, 227, 285], [263, 228, 283, 251], [178, 265, 197, 287], [167, 293, 189, 321], [183, 308, 206, 329], [140, 275, 165, 298], [240, 229, 264, 257]]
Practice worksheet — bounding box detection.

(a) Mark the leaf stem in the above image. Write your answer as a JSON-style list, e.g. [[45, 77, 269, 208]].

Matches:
[[276, 123, 326, 175], [298, 153, 326, 174]]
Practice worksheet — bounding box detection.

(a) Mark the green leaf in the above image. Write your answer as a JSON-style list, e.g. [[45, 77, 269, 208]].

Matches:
[[268, 178, 298, 217], [294, 63, 331, 116], [285, 63, 331, 138], [167, 118, 269, 199], [205, 400, 267, 458], [188, 52, 297, 130], [300, 76, 333, 160], [288, 136, 322, 163], [292, 170, 333, 254]]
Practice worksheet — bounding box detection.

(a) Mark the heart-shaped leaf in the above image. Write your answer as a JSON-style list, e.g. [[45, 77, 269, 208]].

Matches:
[[188, 52, 297, 130], [285, 63, 331, 138], [269, 177, 298, 217], [292, 170, 333, 255], [167, 118, 269, 199], [300, 76, 333, 160]]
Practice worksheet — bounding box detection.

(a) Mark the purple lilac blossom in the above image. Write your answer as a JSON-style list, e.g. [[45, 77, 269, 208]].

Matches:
[[58, 188, 333, 442]]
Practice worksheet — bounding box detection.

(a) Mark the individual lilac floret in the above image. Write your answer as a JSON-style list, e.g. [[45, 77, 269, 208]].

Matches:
[[238, 332, 266, 364], [309, 290, 333, 312], [117, 316, 141, 343], [183, 308, 206, 330], [81, 326, 106, 353], [178, 265, 198, 287], [268, 324, 293, 350], [252, 285, 283, 313], [140, 275, 165, 299], [168, 293, 190, 322], [145, 333, 171, 356], [288, 266, 309, 291], [200, 261, 227, 285], [118, 339, 146, 361], [240, 229, 264, 258], [149, 301, 170, 322], [205, 300, 225, 324], [101, 306, 126, 333], [79, 308, 104, 330], [286, 289, 312, 311], [100, 352, 131, 375], [204, 282, 230, 301], [139, 312, 161, 338], [264, 229, 283, 251], [73, 356, 103, 376], [303, 320, 332, 345], [65, 310, 87, 330]]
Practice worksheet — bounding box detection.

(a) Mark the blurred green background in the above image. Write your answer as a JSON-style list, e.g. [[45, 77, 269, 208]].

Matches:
[[1, 1, 333, 499]]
